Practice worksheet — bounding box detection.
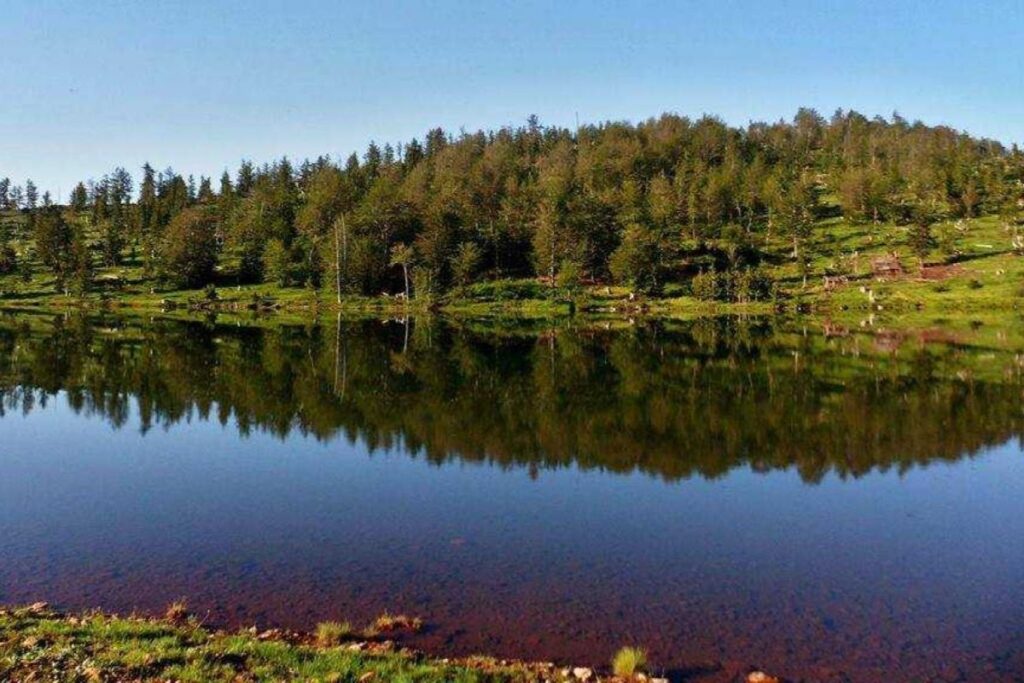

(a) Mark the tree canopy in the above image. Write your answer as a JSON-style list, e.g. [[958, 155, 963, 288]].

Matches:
[[3, 109, 1022, 296]]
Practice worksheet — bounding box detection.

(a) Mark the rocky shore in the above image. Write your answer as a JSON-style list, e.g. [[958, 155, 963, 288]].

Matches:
[[0, 602, 795, 683]]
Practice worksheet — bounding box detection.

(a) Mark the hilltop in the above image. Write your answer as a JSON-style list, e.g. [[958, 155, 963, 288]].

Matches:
[[1, 109, 1022, 317]]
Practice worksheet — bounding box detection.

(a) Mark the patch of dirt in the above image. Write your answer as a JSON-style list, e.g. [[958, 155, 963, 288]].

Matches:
[[917, 263, 965, 280]]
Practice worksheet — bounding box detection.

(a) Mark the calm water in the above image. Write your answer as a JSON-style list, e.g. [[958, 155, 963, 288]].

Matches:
[[1, 314, 1022, 682]]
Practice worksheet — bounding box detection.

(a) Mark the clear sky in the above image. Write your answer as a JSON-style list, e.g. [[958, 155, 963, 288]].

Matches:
[[3, 0, 1022, 197]]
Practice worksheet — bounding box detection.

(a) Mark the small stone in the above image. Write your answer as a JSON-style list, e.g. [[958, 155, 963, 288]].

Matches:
[[572, 667, 593, 681], [28, 602, 49, 613], [747, 672, 782, 683]]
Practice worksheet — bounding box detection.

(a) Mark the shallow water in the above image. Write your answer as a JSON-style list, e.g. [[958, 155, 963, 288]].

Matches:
[[0, 314, 1022, 681]]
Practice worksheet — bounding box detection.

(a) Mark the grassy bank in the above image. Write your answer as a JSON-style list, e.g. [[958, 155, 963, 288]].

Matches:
[[1, 603, 674, 683], [0, 266, 1015, 321]]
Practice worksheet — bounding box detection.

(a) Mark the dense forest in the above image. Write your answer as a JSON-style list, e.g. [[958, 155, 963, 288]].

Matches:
[[2, 109, 1023, 300]]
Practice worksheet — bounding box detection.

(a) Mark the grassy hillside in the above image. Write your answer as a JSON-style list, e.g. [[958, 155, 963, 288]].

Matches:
[[1, 206, 1022, 318]]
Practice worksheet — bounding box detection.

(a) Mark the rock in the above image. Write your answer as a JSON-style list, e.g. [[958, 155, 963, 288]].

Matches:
[[358, 673, 376, 683], [572, 667, 593, 681], [28, 602, 49, 613], [747, 672, 782, 683]]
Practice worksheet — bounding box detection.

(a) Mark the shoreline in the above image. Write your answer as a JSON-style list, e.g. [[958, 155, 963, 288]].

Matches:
[[0, 603, 788, 683], [2, 288, 1023, 345], [1, 280, 1021, 320]]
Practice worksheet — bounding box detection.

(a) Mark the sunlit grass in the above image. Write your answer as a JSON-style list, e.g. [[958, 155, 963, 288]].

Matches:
[[315, 620, 353, 646], [611, 646, 647, 678], [0, 605, 523, 683], [369, 611, 424, 635]]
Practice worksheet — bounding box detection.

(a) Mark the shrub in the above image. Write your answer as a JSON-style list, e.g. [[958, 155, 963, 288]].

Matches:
[[411, 267, 438, 300], [691, 268, 776, 303], [450, 242, 482, 290], [937, 223, 958, 257], [164, 600, 189, 624], [556, 259, 583, 295], [691, 270, 719, 301], [315, 621, 352, 646], [465, 279, 546, 302], [262, 239, 292, 287], [731, 267, 753, 303], [0, 244, 16, 275], [369, 612, 423, 635], [611, 646, 647, 678]]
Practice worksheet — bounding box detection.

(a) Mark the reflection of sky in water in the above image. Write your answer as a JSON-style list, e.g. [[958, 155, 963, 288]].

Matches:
[[1, 395, 1022, 682]]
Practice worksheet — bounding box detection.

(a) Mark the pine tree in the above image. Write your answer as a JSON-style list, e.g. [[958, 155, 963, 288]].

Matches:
[[70, 183, 89, 212], [160, 207, 219, 287], [33, 207, 75, 292], [70, 227, 93, 295], [24, 180, 38, 210], [197, 176, 214, 203], [909, 200, 940, 266], [236, 160, 255, 196]]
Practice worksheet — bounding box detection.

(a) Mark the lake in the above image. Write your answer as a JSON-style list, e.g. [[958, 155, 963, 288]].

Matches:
[[0, 313, 1022, 682]]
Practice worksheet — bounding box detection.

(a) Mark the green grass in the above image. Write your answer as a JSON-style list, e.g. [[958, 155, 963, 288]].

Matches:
[[3, 208, 1024, 320], [610, 646, 647, 678], [0, 604, 574, 682], [315, 620, 354, 646]]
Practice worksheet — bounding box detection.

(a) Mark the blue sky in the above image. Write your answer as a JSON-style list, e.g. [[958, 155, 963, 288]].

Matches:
[[3, 0, 1022, 197]]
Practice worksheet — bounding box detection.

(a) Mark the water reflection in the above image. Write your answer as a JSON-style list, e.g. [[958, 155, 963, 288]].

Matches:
[[1, 313, 1023, 482]]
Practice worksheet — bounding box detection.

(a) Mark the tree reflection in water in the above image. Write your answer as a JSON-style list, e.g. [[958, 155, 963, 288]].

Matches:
[[1, 313, 1021, 483]]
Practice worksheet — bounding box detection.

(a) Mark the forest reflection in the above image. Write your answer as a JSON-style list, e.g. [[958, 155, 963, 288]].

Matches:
[[2, 313, 1022, 483]]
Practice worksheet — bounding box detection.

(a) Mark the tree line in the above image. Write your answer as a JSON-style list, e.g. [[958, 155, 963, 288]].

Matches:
[[2, 108, 1023, 297]]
